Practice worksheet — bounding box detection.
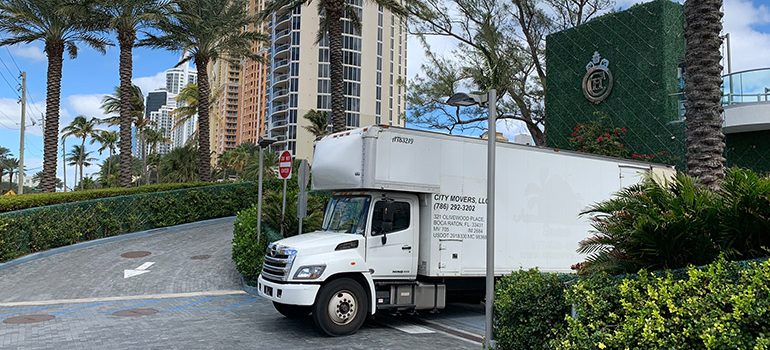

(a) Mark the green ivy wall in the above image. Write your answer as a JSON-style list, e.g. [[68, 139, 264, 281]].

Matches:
[[545, 0, 686, 168]]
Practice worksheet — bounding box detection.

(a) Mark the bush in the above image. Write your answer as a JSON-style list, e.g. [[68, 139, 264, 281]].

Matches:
[[0, 182, 216, 213], [232, 205, 283, 283], [556, 258, 770, 350], [578, 168, 770, 274], [0, 183, 258, 262], [494, 269, 572, 350]]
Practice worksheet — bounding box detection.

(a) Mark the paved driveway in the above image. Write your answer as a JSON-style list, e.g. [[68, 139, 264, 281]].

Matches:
[[0, 217, 479, 349]]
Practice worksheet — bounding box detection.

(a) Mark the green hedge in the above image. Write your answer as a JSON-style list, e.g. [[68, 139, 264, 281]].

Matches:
[[557, 258, 770, 349], [0, 182, 258, 263], [0, 182, 217, 213], [494, 258, 770, 349], [232, 206, 283, 284], [494, 269, 572, 350]]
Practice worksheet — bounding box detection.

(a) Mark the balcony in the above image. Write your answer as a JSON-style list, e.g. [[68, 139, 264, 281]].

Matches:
[[273, 43, 290, 59], [274, 28, 291, 44], [272, 119, 289, 129], [722, 68, 770, 134], [272, 73, 289, 88], [272, 88, 289, 99], [273, 58, 289, 74], [274, 14, 291, 30], [272, 103, 289, 114]]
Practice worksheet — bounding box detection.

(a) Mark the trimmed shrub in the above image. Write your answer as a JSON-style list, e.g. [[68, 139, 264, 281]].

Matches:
[[232, 205, 283, 284], [494, 269, 572, 350], [0, 183, 258, 262], [0, 182, 216, 213], [556, 258, 770, 350]]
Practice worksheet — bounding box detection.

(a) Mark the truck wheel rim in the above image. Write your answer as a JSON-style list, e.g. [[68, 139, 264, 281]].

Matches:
[[327, 290, 357, 326]]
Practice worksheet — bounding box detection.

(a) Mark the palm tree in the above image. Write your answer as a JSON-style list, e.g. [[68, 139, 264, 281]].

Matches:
[[141, 0, 265, 181], [683, 0, 725, 190], [4, 158, 20, 191], [302, 110, 330, 139], [172, 82, 200, 131], [102, 85, 151, 183], [66, 145, 96, 189], [0, 0, 109, 192], [261, 0, 405, 133], [75, 0, 169, 188], [90, 130, 119, 180], [33, 171, 63, 191], [159, 144, 198, 183], [144, 128, 169, 184], [0, 147, 11, 191], [61, 114, 101, 189]]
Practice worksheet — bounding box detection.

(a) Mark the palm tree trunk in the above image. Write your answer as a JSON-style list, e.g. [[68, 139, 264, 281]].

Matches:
[[194, 56, 212, 182], [684, 0, 725, 190], [141, 132, 148, 185], [40, 41, 65, 192], [80, 138, 86, 189], [118, 28, 136, 188], [8, 171, 13, 192], [327, 2, 346, 133]]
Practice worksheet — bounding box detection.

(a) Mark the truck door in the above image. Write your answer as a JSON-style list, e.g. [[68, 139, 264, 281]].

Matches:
[[366, 196, 418, 279]]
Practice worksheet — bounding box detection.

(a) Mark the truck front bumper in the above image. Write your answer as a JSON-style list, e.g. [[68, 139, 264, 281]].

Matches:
[[257, 274, 320, 306]]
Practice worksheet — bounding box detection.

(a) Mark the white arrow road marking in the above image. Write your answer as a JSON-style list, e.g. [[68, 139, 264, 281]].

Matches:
[[124, 262, 155, 279]]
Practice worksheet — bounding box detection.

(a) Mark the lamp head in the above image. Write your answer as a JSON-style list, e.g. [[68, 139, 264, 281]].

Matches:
[[446, 92, 482, 107], [258, 137, 277, 148]]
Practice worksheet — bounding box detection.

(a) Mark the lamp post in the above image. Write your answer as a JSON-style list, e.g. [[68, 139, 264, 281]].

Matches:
[[257, 136, 277, 243], [446, 89, 497, 349]]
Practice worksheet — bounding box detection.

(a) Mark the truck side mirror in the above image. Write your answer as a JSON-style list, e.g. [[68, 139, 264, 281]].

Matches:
[[380, 202, 395, 245]]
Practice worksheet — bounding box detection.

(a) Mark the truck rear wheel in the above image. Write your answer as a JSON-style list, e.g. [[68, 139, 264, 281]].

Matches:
[[273, 302, 311, 319], [312, 278, 368, 336]]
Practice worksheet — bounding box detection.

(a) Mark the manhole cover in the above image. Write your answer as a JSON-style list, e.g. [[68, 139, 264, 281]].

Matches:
[[3, 314, 55, 324], [191, 255, 211, 260], [112, 308, 159, 317], [121, 251, 151, 259]]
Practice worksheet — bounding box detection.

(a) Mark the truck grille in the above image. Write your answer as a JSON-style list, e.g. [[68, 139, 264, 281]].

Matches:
[[262, 243, 296, 282]]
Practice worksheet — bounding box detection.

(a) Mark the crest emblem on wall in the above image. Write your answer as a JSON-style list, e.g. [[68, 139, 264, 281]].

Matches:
[[582, 51, 613, 104]]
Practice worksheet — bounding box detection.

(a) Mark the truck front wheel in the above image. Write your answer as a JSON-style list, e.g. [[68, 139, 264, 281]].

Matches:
[[312, 278, 368, 336], [273, 302, 311, 319]]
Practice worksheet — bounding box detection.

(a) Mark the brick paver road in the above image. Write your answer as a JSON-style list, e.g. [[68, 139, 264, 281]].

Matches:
[[0, 217, 479, 349]]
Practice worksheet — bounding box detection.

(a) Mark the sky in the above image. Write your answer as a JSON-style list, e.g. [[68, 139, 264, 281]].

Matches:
[[0, 0, 768, 189]]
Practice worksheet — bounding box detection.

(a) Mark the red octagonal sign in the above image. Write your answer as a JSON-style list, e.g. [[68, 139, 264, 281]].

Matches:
[[278, 150, 292, 180]]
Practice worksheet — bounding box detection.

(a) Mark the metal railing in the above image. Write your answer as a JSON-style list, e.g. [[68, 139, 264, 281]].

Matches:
[[722, 67, 770, 106]]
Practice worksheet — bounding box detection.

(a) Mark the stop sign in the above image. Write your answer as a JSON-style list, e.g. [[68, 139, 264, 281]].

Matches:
[[278, 150, 292, 179]]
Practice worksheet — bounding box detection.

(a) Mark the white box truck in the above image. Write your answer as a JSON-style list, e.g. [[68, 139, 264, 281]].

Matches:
[[257, 125, 673, 336]]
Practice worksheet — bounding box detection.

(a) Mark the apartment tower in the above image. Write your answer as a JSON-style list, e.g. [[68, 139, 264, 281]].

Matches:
[[208, 58, 242, 164], [264, 1, 408, 160], [236, 0, 270, 145]]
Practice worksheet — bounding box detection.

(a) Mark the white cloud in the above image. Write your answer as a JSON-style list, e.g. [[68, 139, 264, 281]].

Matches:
[[66, 94, 109, 120], [132, 71, 167, 96], [9, 44, 45, 62], [723, 0, 770, 74]]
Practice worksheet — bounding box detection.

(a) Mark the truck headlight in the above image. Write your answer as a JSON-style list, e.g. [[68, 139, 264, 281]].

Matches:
[[293, 265, 326, 280]]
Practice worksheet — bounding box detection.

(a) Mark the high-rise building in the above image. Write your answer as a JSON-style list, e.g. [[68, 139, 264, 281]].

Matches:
[[236, 0, 270, 146], [262, 2, 408, 160], [208, 58, 242, 164], [147, 90, 177, 155], [166, 62, 198, 148]]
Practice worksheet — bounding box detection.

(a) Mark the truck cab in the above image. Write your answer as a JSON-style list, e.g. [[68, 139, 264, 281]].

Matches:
[[257, 191, 430, 336]]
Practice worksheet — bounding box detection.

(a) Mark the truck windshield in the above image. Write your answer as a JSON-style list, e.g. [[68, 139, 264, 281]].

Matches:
[[322, 196, 371, 234]]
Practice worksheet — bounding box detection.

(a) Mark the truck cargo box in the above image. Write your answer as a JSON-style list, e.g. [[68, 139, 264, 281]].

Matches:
[[312, 126, 674, 275]]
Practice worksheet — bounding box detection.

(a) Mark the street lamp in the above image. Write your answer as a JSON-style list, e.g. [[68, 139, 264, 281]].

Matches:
[[257, 136, 277, 243], [446, 89, 497, 349]]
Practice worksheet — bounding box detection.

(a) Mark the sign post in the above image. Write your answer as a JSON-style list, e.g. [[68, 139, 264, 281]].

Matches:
[[278, 150, 292, 236], [297, 159, 310, 235]]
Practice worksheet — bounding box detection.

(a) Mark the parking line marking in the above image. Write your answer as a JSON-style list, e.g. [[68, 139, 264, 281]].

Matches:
[[0, 290, 248, 307], [383, 320, 435, 334]]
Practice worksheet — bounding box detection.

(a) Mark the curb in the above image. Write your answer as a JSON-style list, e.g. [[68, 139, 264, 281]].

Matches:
[[0, 216, 236, 272], [241, 275, 260, 297]]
